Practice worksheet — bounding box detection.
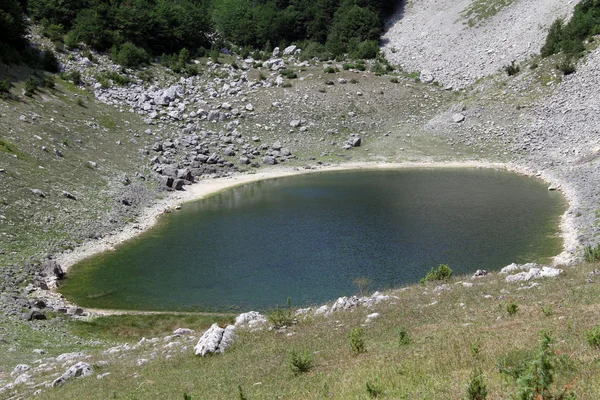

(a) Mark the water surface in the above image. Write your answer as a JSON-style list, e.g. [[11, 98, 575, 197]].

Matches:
[[61, 168, 565, 311]]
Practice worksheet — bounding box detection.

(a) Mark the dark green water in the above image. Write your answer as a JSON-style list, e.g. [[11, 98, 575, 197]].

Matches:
[[61, 169, 565, 312]]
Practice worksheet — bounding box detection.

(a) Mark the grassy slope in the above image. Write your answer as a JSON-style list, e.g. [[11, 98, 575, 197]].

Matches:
[[25, 262, 599, 399], [0, 66, 155, 268]]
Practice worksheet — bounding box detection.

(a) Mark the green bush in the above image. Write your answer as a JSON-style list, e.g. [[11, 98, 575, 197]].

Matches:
[[349, 327, 366, 354], [63, 31, 79, 49], [506, 302, 519, 316], [366, 381, 382, 398], [68, 70, 81, 85], [267, 298, 295, 328], [584, 325, 600, 349], [398, 327, 411, 346], [584, 243, 600, 262], [0, 78, 12, 93], [541, 305, 554, 317], [350, 40, 380, 60], [422, 264, 453, 283], [289, 349, 313, 375], [280, 69, 298, 79], [43, 24, 65, 42], [96, 71, 131, 87], [516, 331, 575, 400], [112, 43, 149, 69], [42, 49, 60, 72], [24, 78, 38, 96], [325, 67, 338, 74], [556, 58, 576, 75], [466, 367, 488, 400], [503, 60, 520, 76]]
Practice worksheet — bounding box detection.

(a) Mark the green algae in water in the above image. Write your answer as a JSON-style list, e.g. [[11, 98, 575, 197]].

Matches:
[[60, 168, 566, 311]]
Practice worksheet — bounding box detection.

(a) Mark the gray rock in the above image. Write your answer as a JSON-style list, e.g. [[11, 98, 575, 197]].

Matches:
[[172, 179, 186, 190], [272, 141, 282, 150], [10, 364, 30, 377], [234, 311, 267, 328], [62, 191, 77, 200], [194, 323, 236, 356], [207, 110, 220, 122], [452, 113, 465, 123], [350, 137, 362, 147], [239, 156, 250, 165], [224, 147, 236, 156], [280, 148, 291, 156], [290, 120, 301, 128], [87, 161, 97, 168], [263, 156, 277, 165], [283, 45, 297, 56], [152, 142, 163, 152], [52, 362, 93, 387], [31, 189, 45, 198], [420, 70, 435, 83], [173, 328, 195, 335]]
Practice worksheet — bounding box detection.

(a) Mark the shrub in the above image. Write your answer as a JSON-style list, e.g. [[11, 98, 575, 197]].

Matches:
[[351, 40, 380, 59], [556, 58, 576, 75], [24, 78, 38, 97], [64, 31, 79, 50], [390, 77, 399, 83], [366, 381, 382, 398], [43, 24, 65, 42], [343, 63, 354, 70], [585, 325, 600, 349], [584, 243, 600, 262], [42, 50, 60, 73], [0, 78, 12, 93], [506, 301, 519, 316], [112, 43, 149, 69], [267, 298, 294, 328], [466, 367, 488, 400], [516, 331, 575, 400], [504, 60, 520, 76], [349, 327, 366, 354], [541, 305, 554, 317], [96, 71, 131, 87], [422, 264, 453, 283], [280, 69, 297, 79], [289, 349, 313, 375], [68, 70, 81, 85], [325, 67, 338, 74], [398, 327, 411, 346]]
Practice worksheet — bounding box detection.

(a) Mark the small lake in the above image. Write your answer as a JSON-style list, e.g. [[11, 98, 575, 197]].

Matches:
[[60, 168, 565, 312]]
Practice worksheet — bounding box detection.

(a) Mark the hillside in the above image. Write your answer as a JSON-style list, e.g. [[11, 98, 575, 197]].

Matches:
[[2, 0, 600, 398], [382, 0, 577, 88]]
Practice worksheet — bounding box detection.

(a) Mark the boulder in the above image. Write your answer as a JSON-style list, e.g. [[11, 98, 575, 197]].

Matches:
[[10, 364, 30, 377], [420, 70, 435, 83], [452, 113, 465, 123], [194, 323, 236, 356], [31, 189, 45, 198], [505, 266, 563, 283], [239, 157, 250, 165], [349, 137, 362, 147], [263, 156, 277, 165], [272, 141, 282, 150], [52, 362, 93, 387], [283, 45, 297, 56], [173, 328, 195, 335], [235, 311, 267, 328], [172, 179, 186, 191]]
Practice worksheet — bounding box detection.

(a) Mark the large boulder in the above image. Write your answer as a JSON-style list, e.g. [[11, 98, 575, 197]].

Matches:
[[52, 362, 93, 387], [34, 259, 65, 289], [155, 85, 183, 106], [194, 323, 236, 356]]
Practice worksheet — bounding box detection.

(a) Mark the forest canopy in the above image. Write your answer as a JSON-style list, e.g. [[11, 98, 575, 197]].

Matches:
[[0, 0, 395, 64]]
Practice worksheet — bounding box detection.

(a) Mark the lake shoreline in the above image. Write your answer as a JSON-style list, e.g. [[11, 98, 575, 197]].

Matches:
[[56, 160, 578, 282]]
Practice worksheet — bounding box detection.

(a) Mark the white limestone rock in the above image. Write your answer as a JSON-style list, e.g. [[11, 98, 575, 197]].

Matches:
[[194, 323, 236, 356], [52, 362, 93, 387]]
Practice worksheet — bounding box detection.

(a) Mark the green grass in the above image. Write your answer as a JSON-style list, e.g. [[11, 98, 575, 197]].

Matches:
[[0, 138, 26, 158], [31, 262, 600, 399], [69, 314, 235, 342], [461, 0, 517, 27]]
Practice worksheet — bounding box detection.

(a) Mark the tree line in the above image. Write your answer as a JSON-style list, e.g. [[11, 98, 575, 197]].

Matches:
[[1, 0, 396, 65]]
